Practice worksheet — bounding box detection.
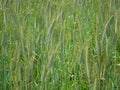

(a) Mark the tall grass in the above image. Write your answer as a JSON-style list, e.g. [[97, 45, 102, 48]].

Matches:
[[0, 0, 120, 90]]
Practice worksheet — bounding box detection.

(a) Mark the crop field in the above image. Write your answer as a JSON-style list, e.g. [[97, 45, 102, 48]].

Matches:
[[0, 0, 120, 90]]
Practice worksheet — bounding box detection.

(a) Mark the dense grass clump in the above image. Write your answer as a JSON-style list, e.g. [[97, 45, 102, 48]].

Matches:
[[0, 0, 120, 90]]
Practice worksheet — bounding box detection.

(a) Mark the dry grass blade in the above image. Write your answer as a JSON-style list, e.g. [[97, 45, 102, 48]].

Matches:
[[93, 79, 97, 90], [41, 66, 46, 82], [85, 45, 90, 88], [46, 19, 55, 49], [101, 15, 114, 42], [48, 52, 55, 69], [115, 64, 120, 66]]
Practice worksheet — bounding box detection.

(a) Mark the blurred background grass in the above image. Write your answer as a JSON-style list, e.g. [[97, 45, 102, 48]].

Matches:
[[0, 0, 120, 90]]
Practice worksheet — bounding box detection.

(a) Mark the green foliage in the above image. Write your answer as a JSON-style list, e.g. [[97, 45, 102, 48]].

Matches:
[[0, 0, 120, 90]]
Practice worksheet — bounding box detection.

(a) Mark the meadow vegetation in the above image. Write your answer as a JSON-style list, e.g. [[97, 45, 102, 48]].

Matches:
[[0, 0, 120, 90]]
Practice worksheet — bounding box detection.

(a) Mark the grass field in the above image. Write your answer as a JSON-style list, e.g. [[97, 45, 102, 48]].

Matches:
[[0, 0, 120, 90]]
